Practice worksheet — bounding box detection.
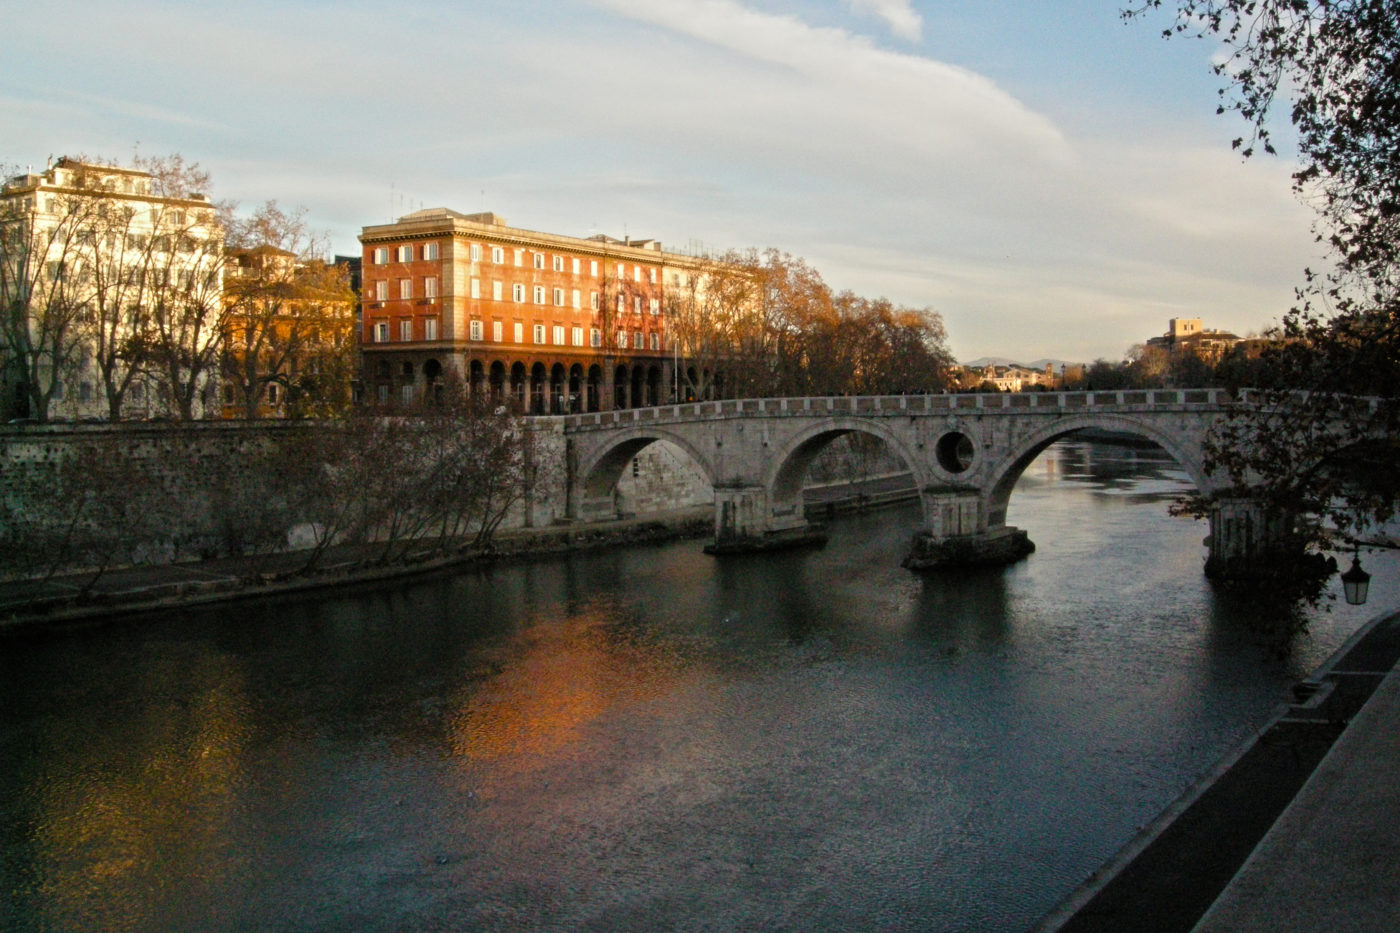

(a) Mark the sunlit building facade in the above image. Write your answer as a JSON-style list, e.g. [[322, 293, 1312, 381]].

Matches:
[[0, 158, 222, 420], [359, 209, 713, 412]]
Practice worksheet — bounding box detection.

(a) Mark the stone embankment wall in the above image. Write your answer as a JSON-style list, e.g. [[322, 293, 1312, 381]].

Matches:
[[1, 419, 869, 576], [0, 420, 579, 574]]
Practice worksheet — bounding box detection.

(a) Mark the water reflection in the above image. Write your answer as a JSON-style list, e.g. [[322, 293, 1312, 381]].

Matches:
[[3, 440, 1397, 932]]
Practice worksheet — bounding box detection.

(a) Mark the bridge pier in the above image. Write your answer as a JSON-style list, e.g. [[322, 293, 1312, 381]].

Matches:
[[902, 487, 1035, 570], [703, 484, 827, 555], [1204, 496, 1300, 579]]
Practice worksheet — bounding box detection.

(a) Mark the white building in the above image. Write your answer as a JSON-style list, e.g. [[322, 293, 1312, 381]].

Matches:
[[0, 157, 224, 421]]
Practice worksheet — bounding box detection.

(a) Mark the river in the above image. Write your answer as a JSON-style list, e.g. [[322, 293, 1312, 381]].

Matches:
[[3, 439, 1396, 932]]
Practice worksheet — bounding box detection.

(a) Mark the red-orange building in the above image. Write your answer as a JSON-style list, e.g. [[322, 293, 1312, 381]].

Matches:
[[359, 209, 709, 413]]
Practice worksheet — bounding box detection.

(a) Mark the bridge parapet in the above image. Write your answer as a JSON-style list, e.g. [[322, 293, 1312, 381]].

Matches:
[[561, 389, 1236, 432]]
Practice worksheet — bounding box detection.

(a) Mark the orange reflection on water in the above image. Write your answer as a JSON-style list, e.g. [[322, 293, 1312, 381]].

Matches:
[[445, 608, 689, 765], [26, 650, 252, 933]]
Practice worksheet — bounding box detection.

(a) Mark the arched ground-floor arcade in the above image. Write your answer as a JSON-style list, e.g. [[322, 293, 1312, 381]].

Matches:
[[361, 346, 690, 413]]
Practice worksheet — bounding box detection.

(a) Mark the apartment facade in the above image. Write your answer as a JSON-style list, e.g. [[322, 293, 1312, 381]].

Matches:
[[0, 158, 223, 421], [359, 209, 714, 413]]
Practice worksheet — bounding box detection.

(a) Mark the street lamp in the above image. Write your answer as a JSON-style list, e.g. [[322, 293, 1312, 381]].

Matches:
[[1341, 545, 1372, 606]]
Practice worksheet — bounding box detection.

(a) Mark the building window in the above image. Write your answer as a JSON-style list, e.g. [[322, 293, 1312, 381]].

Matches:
[[514, 322, 524, 343], [649, 268, 657, 284], [533, 252, 545, 270], [572, 326, 583, 346], [533, 284, 546, 304], [399, 279, 412, 300], [424, 242, 439, 260], [397, 245, 412, 262], [402, 385, 415, 407], [590, 260, 598, 277], [616, 294, 625, 314], [634, 329, 643, 349], [425, 318, 438, 341], [617, 263, 625, 279], [471, 243, 481, 261], [424, 277, 437, 298], [471, 278, 480, 299], [572, 288, 581, 309], [533, 324, 546, 344], [591, 327, 601, 347], [514, 249, 523, 266], [378, 384, 389, 404], [634, 265, 642, 282], [572, 257, 580, 274], [375, 280, 388, 301], [649, 332, 660, 351], [268, 383, 280, 405], [374, 321, 389, 342], [513, 283, 525, 302], [492, 246, 504, 263], [634, 296, 642, 314], [618, 332, 629, 349], [400, 319, 413, 341], [552, 255, 564, 272], [649, 298, 660, 315], [553, 325, 565, 345], [493, 280, 503, 301], [493, 320, 503, 341], [373, 247, 389, 264], [553, 287, 564, 306], [469, 319, 483, 341], [590, 291, 599, 310]]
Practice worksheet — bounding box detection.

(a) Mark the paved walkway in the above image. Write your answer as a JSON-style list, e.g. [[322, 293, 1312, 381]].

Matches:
[[1192, 626, 1400, 932], [1038, 608, 1400, 932]]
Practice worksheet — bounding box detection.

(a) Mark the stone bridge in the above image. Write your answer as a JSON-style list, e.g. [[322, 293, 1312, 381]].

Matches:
[[561, 388, 1281, 573]]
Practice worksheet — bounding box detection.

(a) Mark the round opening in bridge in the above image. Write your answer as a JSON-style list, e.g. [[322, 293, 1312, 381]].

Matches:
[[935, 431, 975, 474]]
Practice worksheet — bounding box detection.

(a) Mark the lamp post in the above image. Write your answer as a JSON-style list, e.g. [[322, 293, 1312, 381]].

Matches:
[[1341, 544, 1372, 606]]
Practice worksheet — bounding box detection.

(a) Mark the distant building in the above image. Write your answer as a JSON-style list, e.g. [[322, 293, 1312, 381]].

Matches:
[[1145, 317, 1240, 363], [358, 209, 719, 412], [953, 362, 1057, 392]]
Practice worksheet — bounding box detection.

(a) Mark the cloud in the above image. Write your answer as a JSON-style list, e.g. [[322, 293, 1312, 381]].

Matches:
[[589, 0, 1068, 159], [1, 0, 1321, 362], [844, 0, 923, 42]]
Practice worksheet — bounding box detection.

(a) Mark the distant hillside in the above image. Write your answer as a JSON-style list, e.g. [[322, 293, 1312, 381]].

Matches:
[[961, 357, 1080, 372]]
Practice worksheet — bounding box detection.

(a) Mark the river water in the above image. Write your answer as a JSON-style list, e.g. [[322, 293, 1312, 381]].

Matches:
[[3, 440, 1397, 933]]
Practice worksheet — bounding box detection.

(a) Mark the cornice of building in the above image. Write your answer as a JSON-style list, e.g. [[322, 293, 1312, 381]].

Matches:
[[359, 209, 717, 270]]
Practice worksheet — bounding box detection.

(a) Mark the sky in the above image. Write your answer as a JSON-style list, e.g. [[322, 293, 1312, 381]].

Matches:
[[0, 0, 1323, 363]]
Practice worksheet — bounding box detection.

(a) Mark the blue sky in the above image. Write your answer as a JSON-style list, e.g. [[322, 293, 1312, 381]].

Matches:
[[0, 0, 1320, 363]]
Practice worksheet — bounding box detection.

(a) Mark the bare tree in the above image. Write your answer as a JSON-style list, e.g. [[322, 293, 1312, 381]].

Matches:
[[0, 177, 99, 420], [222, 202, 357, 419]]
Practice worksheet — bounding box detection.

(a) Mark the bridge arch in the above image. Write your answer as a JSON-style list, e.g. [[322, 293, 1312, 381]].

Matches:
[[984, 413, 1212, 527], [576, 426, 718, 502], [764, 417, 926, 520]]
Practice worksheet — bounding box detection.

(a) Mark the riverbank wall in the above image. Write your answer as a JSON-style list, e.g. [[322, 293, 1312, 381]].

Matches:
[[2, 419, 906, 583], [0, 419, 719, 579]]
